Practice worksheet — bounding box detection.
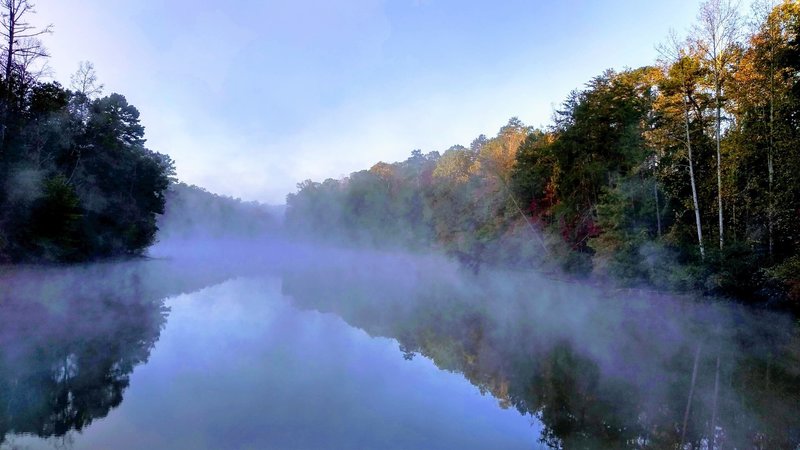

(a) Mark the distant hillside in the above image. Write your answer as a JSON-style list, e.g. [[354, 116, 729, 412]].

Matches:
[[157, 183, 282, 240]]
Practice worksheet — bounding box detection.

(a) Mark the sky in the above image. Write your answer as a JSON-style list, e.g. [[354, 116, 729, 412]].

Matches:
[[34, 0, 709, 204]]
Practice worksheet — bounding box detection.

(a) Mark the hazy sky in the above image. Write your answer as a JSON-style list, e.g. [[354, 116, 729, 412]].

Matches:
[[35, 0, 707, 204]]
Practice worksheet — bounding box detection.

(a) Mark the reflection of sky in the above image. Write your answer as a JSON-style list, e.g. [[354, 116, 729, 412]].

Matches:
[[15, 277, 542, 450]]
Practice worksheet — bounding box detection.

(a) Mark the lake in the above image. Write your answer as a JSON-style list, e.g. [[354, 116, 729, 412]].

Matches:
[[0, 240, 798, 449]]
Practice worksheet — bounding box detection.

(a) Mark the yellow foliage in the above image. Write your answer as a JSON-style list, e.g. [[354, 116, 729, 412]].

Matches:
[[478, 122, 528, 181], [432, 148, 476, 184], [369, 162, 395, 180]]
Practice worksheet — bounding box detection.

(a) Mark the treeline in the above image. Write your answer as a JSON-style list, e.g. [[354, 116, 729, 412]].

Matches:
[[158, 182, 283, 240], [286, 0, 800, 310], [0, 2, 174, 262]]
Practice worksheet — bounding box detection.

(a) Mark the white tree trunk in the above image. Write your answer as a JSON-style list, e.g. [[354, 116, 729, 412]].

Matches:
[[716, 82, 724, 251], [654, 180, 662, 237], [686, 98, 706, 259]]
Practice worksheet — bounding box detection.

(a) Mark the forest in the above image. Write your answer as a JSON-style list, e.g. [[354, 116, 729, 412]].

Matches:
[[0, 1, 174, 262], [286, 0, 800, 311], [157, 182, 283, 240], [1, 1, 799, 447], [3, 0, 799, 313]]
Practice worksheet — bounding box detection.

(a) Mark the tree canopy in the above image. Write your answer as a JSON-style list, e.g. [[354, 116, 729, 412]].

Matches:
[[0, 2, 175, 262]]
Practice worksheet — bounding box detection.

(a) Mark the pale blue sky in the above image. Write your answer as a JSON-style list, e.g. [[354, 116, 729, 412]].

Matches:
[[37, 0, 712, 203]]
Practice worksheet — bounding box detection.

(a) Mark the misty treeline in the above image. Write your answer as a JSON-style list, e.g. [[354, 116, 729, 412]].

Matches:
[[0, 0, 174, 262], [157, 182, 283, 240], [286, 0, 800, 310]]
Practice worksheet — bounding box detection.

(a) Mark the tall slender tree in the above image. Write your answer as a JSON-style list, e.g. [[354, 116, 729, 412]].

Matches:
[[750, 0, 782, 260], [694, 0, 741, 251], [658, 32, 706, 259], [0, 0, 51, 149]]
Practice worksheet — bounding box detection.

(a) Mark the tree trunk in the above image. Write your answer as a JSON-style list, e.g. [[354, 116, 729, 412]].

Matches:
[[0, 0, 15, 149], [654, 180, 662, 237], [686, 96, 705, 259], [716, 79, 724, 251], [768, 48, 775, 260]]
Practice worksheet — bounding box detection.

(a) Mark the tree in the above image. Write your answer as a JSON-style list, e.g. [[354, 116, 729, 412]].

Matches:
[[756, 0, 780, 259], [514, 70, 654, 251], [730, 0, 795, 260], [432, 145, 476, 184], [657, 32, 707, 259], [694, 0, 741, 251], [70, 61, 104, 98], [0, 0, 51, 148], [477, 117, 528, 182], [75, 93, 174, 255]]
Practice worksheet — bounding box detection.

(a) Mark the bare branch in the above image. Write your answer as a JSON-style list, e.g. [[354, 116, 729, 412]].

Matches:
[[70, 61, 104, 98], [13, 26, 53, 39], [0, 0, 51, 81]]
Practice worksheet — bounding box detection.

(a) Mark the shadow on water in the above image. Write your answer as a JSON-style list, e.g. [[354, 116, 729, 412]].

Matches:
[[279, 250, 800, 449]]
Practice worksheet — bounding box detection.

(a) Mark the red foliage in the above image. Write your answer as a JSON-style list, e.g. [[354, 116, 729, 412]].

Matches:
[[557, 214, 602, 251], [528, 185, 558, 224], [585, 218, 601, 239]]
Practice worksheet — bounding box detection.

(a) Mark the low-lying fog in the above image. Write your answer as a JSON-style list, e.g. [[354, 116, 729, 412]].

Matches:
[[0, 237, 798, 449]]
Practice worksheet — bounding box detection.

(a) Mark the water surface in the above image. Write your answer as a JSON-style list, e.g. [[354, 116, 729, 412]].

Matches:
[[0, 243, 798, 448]]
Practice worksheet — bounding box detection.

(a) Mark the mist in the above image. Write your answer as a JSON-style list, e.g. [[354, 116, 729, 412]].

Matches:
[[1, 227, 798, 448], [2, 0, 800, 448], [3, 90, 799, 449], [4, 116, 796, 447]]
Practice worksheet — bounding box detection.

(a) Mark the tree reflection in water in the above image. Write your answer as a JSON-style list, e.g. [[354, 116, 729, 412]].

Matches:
[[0, 269, 168, 444], [281, 257, 800, 449], [0, 248, 797, 449]]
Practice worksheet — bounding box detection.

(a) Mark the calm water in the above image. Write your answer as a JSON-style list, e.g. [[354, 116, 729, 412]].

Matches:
[[0, 242, 798, 449]]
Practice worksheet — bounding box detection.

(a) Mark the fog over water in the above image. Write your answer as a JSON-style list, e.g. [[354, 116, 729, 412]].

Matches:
[[2, 0, 799, 447], [0, 238, 798, 448]]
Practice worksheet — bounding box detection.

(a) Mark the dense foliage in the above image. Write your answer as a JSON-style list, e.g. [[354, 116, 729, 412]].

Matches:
[[0, 85, 175, 262], [286, 0, 800, 311], [0, 3, 174, 262]]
